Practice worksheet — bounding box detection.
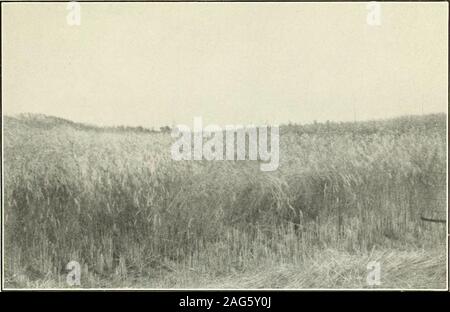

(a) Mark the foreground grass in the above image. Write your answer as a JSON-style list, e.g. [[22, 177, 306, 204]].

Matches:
[[6, 247, 446, 289]]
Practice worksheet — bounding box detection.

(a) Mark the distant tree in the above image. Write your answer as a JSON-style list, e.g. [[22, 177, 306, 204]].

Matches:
[[160, 126, 171, 133]]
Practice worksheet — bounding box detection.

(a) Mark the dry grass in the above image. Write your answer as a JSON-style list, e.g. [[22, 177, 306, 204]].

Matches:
[[3, 113, 447, 289], [202, 249, 447, 289], [6, 247, 446, 289]]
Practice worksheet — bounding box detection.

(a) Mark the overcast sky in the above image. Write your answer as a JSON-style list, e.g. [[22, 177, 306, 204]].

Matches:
[[2, 2, 448, 128]]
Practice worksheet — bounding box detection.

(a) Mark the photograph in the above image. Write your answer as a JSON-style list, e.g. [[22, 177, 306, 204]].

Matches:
[[1, 1, 448, 291]]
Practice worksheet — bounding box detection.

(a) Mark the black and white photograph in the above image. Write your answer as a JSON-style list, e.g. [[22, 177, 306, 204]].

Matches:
[[1, 1, 448, 291]]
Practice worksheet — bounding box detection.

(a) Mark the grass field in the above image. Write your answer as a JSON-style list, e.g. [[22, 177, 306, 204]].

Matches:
[[3, 113, 447, 289]]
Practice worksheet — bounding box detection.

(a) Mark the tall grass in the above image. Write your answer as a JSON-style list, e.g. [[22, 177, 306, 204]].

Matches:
[[3, 114, 447, 288]]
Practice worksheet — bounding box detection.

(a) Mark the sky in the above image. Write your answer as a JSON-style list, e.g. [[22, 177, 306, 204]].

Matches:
[[2, 2, 448, 128]]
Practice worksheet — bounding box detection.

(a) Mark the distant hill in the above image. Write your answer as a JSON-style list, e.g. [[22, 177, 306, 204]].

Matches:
[[3, 112, 447, 136], [3, 113, 161, 134], [280, 113, 447, 136]]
